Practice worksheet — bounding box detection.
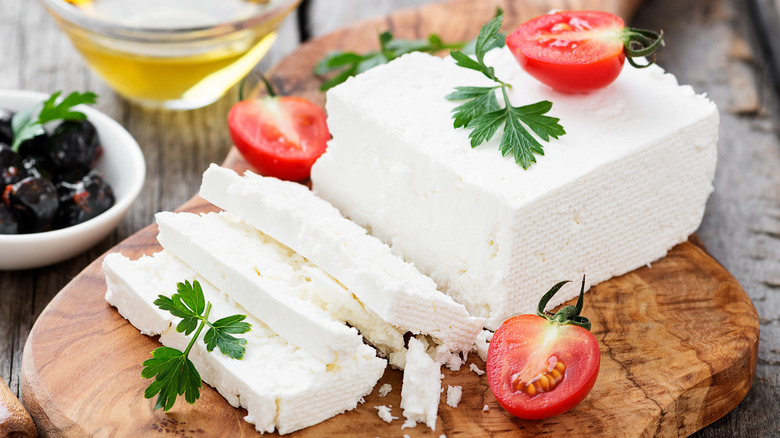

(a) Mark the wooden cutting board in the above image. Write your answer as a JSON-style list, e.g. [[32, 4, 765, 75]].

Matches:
[[20, 1, 759, 436]]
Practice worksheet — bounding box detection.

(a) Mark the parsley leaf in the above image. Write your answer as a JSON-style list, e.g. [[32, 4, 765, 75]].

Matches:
[[313, 8, 506, 92], [204, 314, 251, 359], [10, 91, 97, 152], [447, 14, 565, 169], [142, 279, 252, 411]]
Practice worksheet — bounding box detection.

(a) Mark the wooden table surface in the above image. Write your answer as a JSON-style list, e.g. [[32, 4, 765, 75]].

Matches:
[[1, 0, 778, 436]]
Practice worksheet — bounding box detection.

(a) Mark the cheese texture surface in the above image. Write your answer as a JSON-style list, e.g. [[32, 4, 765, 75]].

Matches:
[[156, 210, 407, 367], [200, 165, 484, 351], [103, 251, 385, 434], [312, 48, 719, 329]]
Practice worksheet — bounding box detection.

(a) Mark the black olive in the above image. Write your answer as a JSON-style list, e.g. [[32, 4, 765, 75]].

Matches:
[[54, 169, 114, 229], [46, 120, 101, 178], [0, 109, 13, 145], [0, 203, 18, 234], [6, 177, 59, 233], [0, 142, 28, 187], [21, 156, 49, 180], [18, 133, 50, 161]]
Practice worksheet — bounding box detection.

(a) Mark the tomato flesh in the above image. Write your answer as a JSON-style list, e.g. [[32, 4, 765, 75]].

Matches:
[[506, 11, 626, 93], [486, 314, 600, 419], [228, 97, 329, 181]]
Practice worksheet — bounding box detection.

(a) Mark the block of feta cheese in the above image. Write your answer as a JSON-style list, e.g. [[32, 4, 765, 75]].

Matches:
[[199, 165, 484, 352], [312, 48, 719, 329], [103, 251, 386, 434], [155, 211, 407, 367]]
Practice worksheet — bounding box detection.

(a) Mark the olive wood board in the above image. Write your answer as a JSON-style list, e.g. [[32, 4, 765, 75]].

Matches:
[[20, 0, 759, 436]]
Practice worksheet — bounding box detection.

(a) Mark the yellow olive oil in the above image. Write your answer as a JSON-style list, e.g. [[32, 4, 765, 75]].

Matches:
[[55, 0, 296, 108]]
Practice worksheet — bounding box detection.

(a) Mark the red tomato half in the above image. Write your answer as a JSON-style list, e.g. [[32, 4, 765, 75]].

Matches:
[[228, 97, 329, 181], [486, 314, 600, 419], [506, 11, 626, 93]]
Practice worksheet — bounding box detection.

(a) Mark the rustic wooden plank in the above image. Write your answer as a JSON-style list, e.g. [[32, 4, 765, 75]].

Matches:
[[631, 0, 780, 436]]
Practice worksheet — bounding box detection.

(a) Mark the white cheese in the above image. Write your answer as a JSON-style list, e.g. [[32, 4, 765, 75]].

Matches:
[[157, 210, 408, 368], [378, 383, 392, 397], [103, 251, 386, 435], [483, 404, 489, 412], [446, 385, 462, 408], [200, 165, 485, 351], [312, 48, 719, 329], [473, 330, 493, 362], [469, 363, 485, 376], [400, 337, 441, 430], [155, 210, 363, 364], [374, 405, 397, 423]]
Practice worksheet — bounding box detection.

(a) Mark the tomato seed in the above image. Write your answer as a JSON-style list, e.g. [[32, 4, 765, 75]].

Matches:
[[512, 358, 567, 397]]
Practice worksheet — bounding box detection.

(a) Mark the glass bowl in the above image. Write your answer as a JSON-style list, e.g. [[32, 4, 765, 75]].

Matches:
[[40, 0, 301, 110]]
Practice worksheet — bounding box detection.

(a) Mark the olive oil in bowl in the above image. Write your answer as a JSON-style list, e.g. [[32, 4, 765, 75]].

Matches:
[[41, 0, 300, 109]]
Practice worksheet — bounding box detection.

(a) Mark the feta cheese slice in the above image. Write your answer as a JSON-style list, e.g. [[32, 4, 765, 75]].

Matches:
[[313, 48, 719, 329], [155, 210, 409, 368], [400, 337, 441, 430], [199, 165, 484, 352], [155, 210, 362, 364], [104, 251, 386, 434]]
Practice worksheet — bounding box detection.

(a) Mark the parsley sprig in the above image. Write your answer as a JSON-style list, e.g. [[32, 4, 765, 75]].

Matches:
[[11, 91, 97, 152], [446, 14, 565, 169], [142, 279, 252, 411], [314, 9, 506, 92]]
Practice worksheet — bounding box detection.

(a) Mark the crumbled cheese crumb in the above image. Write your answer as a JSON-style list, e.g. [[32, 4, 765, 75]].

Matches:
[[375, 405, 397, 423], [469, 363, 485, 376], [359, 397, 365, 404], [439, 435, 447, 438], [483, 404, 489, 411], [473, 330, 493, 362], [402, 419, 417, 429], [378, 383, 392, 397], [446, 385, 463, 408]]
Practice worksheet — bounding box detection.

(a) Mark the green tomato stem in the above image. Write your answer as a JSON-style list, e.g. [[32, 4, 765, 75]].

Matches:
[[536, 276, 592, 331], [621, 27, 665, 69]]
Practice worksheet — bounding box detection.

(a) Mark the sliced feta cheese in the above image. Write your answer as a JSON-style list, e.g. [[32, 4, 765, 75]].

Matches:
[[400, 337, 441, 430], [313, 48, 719, 329], [374, 405, 397, 423], [200, 165, 484, 351], [446, 385, 462, 408], [378, 383, 392, 397], [157, 211, 408, 368], [469, 363, 485, 376], [155, 210, 362, 364], [103, 251, 386, 435]]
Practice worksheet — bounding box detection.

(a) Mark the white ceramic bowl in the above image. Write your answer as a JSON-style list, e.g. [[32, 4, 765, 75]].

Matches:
[[0, 90, 145, 270]]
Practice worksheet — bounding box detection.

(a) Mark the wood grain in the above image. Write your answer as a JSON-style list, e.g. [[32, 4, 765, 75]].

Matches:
[[19, 1, 759, 436], [0, 378, 35, 438]]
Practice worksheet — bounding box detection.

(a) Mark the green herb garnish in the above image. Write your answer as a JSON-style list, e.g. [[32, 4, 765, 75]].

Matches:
[[446, 14, 565, 169], [142, 279, 252, 411], [11, 91, 97, 152], [314, 8, 506, 92]]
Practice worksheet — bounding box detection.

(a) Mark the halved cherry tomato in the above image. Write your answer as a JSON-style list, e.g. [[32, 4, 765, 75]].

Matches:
[[506, 11, 663, 93], [228, 97, 329, 181], [486, 278, 600, 419]]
